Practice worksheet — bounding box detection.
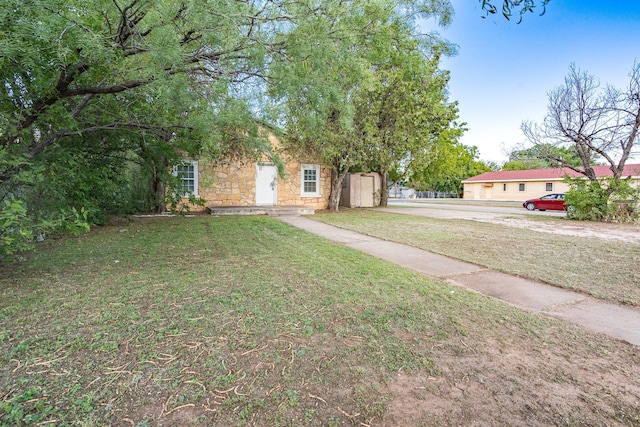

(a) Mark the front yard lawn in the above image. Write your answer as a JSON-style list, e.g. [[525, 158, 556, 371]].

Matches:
[[1, 216, 639, 426], [313, 209, 640, 306]]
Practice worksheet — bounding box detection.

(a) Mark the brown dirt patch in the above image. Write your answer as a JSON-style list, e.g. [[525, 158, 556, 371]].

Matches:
[[384, 335, 640, 426]]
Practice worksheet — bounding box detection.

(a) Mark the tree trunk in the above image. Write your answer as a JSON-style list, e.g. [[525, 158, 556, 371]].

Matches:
[[151, 158, 168, 213], [583, 165, 597, 182], [153, 180, 166, 213], [379, 169, 389, 207], [328, 166, 349, 211]]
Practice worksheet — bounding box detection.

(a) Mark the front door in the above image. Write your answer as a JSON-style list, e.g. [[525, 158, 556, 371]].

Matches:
[[360, 176, 374, 207], [256, 163, 277, 206]]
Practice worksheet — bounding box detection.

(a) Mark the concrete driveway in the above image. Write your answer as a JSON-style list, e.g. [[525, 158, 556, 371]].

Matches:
[[384, 199, 566, 220], [381, 199, 640, 244]]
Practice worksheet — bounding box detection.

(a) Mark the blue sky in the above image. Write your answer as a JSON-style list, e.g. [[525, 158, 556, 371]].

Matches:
[[430, 0, 640, 164]]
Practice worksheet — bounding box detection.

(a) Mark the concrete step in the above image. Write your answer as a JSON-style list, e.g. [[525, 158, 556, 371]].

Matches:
[[207, 206, 315, 216]]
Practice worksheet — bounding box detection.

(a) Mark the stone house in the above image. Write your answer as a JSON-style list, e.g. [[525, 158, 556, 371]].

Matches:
[[462, 164, 640, 201], [175, 133, 331, 213]]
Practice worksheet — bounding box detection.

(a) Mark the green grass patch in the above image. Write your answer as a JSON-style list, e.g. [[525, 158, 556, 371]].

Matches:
[[1, 215, 639, 426], [313, 209, 640, 306]]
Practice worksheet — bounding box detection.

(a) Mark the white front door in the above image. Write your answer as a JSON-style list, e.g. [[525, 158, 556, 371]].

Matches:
[[256, 163, 277, 206]]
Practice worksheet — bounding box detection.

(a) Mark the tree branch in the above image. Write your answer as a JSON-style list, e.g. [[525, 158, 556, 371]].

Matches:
[[28, 122, 189, 159], [62, 79, 149, 97]]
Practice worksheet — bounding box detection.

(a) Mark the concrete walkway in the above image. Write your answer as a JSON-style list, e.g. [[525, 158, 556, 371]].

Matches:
[[279, 216, 640, 347]]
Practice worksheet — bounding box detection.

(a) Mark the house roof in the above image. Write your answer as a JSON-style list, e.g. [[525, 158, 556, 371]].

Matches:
[[462, 164, 640, 183]]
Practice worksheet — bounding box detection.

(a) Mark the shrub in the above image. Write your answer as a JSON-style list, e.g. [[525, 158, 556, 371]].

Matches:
[[565, 177, 640, 222], [0, 197, 90, 260]]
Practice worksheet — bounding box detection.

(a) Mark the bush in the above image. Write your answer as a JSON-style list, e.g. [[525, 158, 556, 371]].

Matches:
[[0, 197, 37, 256], [0, 197, 90, 260], [565, 177, 640, 222]]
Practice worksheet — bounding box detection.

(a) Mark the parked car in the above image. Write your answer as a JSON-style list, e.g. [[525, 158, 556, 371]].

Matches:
[[522, 193, 566, 211]]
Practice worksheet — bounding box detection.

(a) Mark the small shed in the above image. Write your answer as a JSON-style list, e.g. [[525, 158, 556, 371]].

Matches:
[[340, 172, 382, 208]]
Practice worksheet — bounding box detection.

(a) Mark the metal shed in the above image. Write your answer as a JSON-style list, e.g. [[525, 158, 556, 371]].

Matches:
[[340, 173, 382, 208]]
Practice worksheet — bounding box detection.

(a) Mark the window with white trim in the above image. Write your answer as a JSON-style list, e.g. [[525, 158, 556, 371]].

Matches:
[[518, 183, 525, 191], [301, 164, 320, 197], [545, 182, 553, 192], [174, 160, 198, 196]]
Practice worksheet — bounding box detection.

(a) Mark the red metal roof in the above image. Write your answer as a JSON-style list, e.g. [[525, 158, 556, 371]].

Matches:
[[463, 164, 640, 183]]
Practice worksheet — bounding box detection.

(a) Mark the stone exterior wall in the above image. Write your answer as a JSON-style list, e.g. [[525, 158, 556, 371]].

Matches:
[[198, 159, 257, 208], [180, 147, 331, 212], [277, 160, 332, 209]]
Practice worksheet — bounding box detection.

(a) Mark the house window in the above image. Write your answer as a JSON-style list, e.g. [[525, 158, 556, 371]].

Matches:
[[503, 183, 507, 192], [301, 164, 320, 197], [546, 182, 553, 192], [518, 183, 525, 192], [174, 160, 198, 196]]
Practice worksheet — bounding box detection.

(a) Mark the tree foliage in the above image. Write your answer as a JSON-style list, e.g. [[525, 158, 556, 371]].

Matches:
[[502, 143, 594, 170], [270, 0, 456, 210], [354, 43, 462, 206], [0, 0, 288, 257], [409, 142, 492, 196], [268, 2, 367, 211], [480, 0, 550, 22]]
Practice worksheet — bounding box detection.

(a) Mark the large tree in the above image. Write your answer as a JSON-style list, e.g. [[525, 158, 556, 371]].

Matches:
[[355, 49, 461, 207], [522, 63, 640, 185], [270, 0, 455, 211], [1, 0, 273, 175], [268, 1, 372, 211], [0, 0, 294, 255], [522, 63, 640, 219]]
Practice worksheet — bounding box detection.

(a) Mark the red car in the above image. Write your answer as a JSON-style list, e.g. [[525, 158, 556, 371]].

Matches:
[[523, 193, 566, 211]]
